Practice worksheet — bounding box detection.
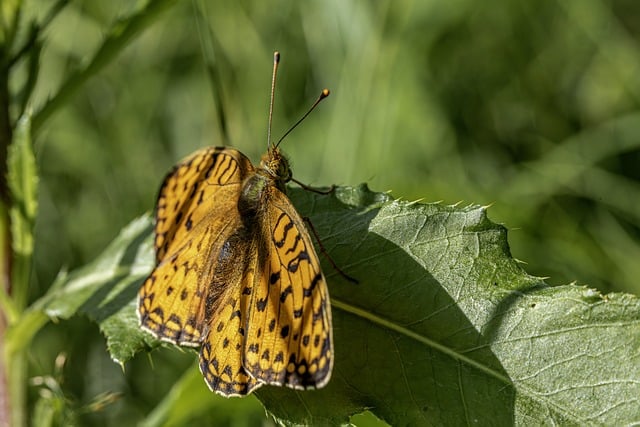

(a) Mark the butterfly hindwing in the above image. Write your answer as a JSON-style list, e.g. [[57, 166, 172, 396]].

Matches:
[[197, 209, 264, 396], [198, 253, 263, 396]]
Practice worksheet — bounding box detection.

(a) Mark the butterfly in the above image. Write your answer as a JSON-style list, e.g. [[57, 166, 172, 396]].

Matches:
[[137, 53, 335, 397]]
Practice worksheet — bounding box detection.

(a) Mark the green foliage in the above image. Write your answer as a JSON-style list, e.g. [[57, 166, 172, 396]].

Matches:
[[41, 215, 154, 363], [1, 0, 640, 425], [40, 186, 640, 425]]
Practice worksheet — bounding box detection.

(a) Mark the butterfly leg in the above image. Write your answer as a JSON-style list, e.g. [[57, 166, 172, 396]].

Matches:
[[302, 217, 358, 284], [291, 178, 335, 195]]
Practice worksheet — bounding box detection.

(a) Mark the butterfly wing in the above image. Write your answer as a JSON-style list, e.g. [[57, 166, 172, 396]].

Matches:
[[139, 146, 332, 396], [138, 147, 254, 346], [198, 226, 264, 396], [243, 186, 333, 390]]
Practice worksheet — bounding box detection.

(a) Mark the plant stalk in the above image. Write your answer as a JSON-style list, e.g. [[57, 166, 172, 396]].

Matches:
[[0, 61, 16, 427]]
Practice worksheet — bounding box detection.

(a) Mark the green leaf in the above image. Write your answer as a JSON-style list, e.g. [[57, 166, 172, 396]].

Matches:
[[39, 215, 155, 364], [42, 184, 640, 425]]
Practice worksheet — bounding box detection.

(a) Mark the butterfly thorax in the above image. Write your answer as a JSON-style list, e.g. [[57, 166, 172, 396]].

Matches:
[[238, 147, 291, 218]]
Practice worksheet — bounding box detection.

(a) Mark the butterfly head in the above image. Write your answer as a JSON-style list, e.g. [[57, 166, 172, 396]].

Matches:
[[260, 147, 292, 188]]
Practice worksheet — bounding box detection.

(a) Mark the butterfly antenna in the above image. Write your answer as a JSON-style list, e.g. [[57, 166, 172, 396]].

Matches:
[[267, 51, 280, 151], [275, 89, 330, 149]]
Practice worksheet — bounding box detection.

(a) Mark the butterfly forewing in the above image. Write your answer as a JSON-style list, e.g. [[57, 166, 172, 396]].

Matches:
[[155, 148, 249, 261], [138, 148, 253, 345], [243, 187, 333, 389]]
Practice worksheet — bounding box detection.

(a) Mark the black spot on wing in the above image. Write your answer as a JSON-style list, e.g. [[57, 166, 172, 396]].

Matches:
[[303, 273, 323, 297], [270, 271, 280, 285], [273, 213, 294, 248], [280, 325, 290, 338], [287, 251, 310, 273], [280, 285, 293, 302]]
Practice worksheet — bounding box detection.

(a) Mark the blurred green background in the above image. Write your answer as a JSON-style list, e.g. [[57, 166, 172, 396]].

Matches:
[[10, 0, 640, 424]]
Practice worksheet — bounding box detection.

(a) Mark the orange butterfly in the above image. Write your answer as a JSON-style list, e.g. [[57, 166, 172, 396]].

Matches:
[[138, 53, 334, 396]]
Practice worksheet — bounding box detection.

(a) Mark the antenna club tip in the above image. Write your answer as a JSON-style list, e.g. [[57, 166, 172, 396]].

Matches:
[[274, 51, 280, 62], [321, 88, 330, 97]]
